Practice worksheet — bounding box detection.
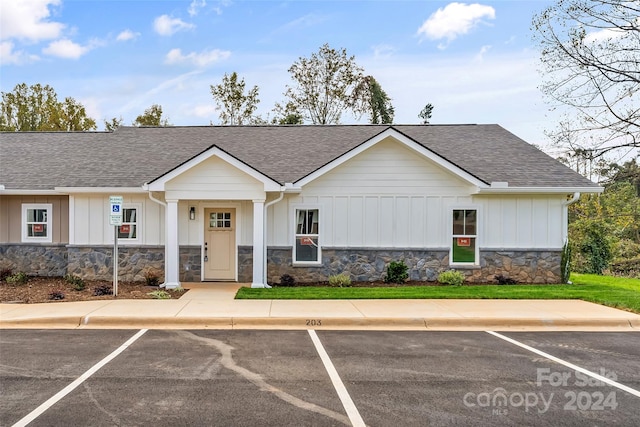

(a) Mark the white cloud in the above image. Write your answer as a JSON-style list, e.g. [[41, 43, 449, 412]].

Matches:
[[188, 0, 206, 17], [0, 0, 65, 42], [475, 45, 492, 61], [164, 48, 231, 67], [42, 38, 93, 59], [584, 27, 626, 44], [153, 15, 195, 36], [372, 44, 395, 59], [417, 2, 495, 48], [0, 41, 39, 65], [190, 104, 217, 118], [116, 29, 140, 42]]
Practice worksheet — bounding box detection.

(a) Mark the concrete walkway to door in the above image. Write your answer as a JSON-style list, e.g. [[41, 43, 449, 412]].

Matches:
[[1, 282, 639, 331]]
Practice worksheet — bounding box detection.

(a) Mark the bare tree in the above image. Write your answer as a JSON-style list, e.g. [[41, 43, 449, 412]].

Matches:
[[532, 0, 640, 158]]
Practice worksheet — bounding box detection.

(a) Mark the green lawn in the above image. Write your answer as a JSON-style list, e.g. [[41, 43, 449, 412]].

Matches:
[[235, 273, 640, 314]]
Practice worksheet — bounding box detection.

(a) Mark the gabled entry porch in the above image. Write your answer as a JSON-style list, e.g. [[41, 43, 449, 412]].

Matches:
[[143, 145, 284, 289]]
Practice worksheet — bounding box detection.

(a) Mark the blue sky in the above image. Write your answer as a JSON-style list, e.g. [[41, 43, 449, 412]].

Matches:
[[1, 0, 558, 149]]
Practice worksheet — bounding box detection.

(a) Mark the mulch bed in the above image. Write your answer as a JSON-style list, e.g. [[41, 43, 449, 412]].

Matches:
[[0, 276, 182, 304]]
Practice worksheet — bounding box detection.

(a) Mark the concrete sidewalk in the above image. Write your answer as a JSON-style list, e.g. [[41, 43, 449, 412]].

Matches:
[[1, 283, 639, 331]]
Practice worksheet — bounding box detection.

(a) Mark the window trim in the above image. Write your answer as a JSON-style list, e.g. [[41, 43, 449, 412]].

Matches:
[[22, 203, 53, 243], [292, 205, 322, 266], [112, 203, 142, 244], [449, 206, 480, 266]]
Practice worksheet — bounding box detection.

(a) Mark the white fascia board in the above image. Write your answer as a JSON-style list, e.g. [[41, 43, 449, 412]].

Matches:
[[147, 146, 281, 192], [294, 128, 488, 188], [54, 187, 147, 193], [476, 186, 604, 194]]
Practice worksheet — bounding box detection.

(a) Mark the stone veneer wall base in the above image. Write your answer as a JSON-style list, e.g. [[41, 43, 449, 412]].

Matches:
[[1, 244, 561, 284], [0, 244, 201, 282]]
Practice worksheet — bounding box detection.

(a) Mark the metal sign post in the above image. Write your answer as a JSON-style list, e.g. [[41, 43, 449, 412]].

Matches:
[[109, 196, 123, 297], [113, 225, 118, 297]]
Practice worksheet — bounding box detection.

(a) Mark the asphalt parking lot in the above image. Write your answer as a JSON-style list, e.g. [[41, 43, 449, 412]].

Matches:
[[1, 330, 638, 426]]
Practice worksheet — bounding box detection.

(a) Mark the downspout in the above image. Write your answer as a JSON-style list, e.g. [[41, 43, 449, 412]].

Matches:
[[145, 187, 169, 287], [263, 189, 285, 288], [561, 192, 580, 248]]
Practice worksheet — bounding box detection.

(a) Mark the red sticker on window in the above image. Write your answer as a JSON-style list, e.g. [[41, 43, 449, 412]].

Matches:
[[300, 237, 314, 245], [120, 224, 130, 233], [33, 224, 44, 232], [457, 237, 471, 247]]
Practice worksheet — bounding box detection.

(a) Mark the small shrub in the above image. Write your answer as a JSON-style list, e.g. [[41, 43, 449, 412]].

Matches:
[[93, 284, 113, 296], [6, 272, 28, 285], [171, 286, 186, 294], [610, 256, 640, 279], [144, 270, 161, 287], [385, 261, 408, 284], [438, 270, 465, 286], [560, 240, 571, 284], [49, 290, 65, 300], [494, 274, 517, 285], [147, 290, 171, 299], [0, 268, 13, 282], [279, 274, 296, 287], [64, 274, 86, 291], [328, 273, 352, 287]]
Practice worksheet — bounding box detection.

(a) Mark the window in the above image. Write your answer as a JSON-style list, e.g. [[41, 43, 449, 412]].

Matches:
[[209, 212, 232, 229], [451, 209, 477, 264], [22, 204, 52, 243], [294, 208, 320, 264], [117, 207, 138, 240]]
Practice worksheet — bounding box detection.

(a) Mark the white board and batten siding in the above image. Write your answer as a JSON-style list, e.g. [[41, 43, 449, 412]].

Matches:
[[267, 138, 567, 250], [70, 194, 164, 245], [164, 156, 265, 201], [477, 195, 565, 249], [69, 138, 567, 250]]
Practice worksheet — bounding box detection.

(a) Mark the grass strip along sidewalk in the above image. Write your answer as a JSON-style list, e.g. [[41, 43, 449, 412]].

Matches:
[[236, 274, 640, 314]]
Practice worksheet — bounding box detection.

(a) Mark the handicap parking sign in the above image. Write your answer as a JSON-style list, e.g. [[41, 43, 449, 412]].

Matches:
[[109, 195, 123, 226]]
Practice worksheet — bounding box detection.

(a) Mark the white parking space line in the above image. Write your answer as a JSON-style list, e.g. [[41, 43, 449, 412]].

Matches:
[[12, 329, 148, 427], [487, 331, 640, 398], [308, 330, 366, 427]]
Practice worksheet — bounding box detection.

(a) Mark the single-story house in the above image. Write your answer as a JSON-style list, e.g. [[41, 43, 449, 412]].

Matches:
[[0, 124, 601, 287]]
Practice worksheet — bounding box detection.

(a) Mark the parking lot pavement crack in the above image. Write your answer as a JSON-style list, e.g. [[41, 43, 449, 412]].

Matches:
[[175, 331, 351, 426], [0, 364, 64, 379], [83, 382, 121, 426]]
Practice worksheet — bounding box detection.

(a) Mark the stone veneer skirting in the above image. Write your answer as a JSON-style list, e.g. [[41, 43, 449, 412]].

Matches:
[[0, 244, 201, 282], [239, 246, 562, 284], [1, 244, 561, 284]]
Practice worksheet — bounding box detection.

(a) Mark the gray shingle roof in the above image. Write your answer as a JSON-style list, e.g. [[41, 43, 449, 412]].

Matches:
[[0, 124, 599, 191]]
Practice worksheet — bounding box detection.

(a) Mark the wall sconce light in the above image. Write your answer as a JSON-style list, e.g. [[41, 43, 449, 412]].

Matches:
[[189, 206, 196, 220]]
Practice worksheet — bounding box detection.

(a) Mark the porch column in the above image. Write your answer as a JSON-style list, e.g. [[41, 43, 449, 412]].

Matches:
[[251, 199, 265, 288], [164, 199, 181, 289]]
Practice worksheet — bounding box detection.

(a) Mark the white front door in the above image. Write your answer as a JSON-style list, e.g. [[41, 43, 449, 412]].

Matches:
[[204, 208, 236, 281]]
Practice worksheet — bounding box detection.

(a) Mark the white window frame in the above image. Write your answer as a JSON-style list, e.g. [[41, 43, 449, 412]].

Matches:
[[292, 205, 321, 266], [114, 203, 142, 244], [22, 203, 52, 243], [449, 206, 480, 266]]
